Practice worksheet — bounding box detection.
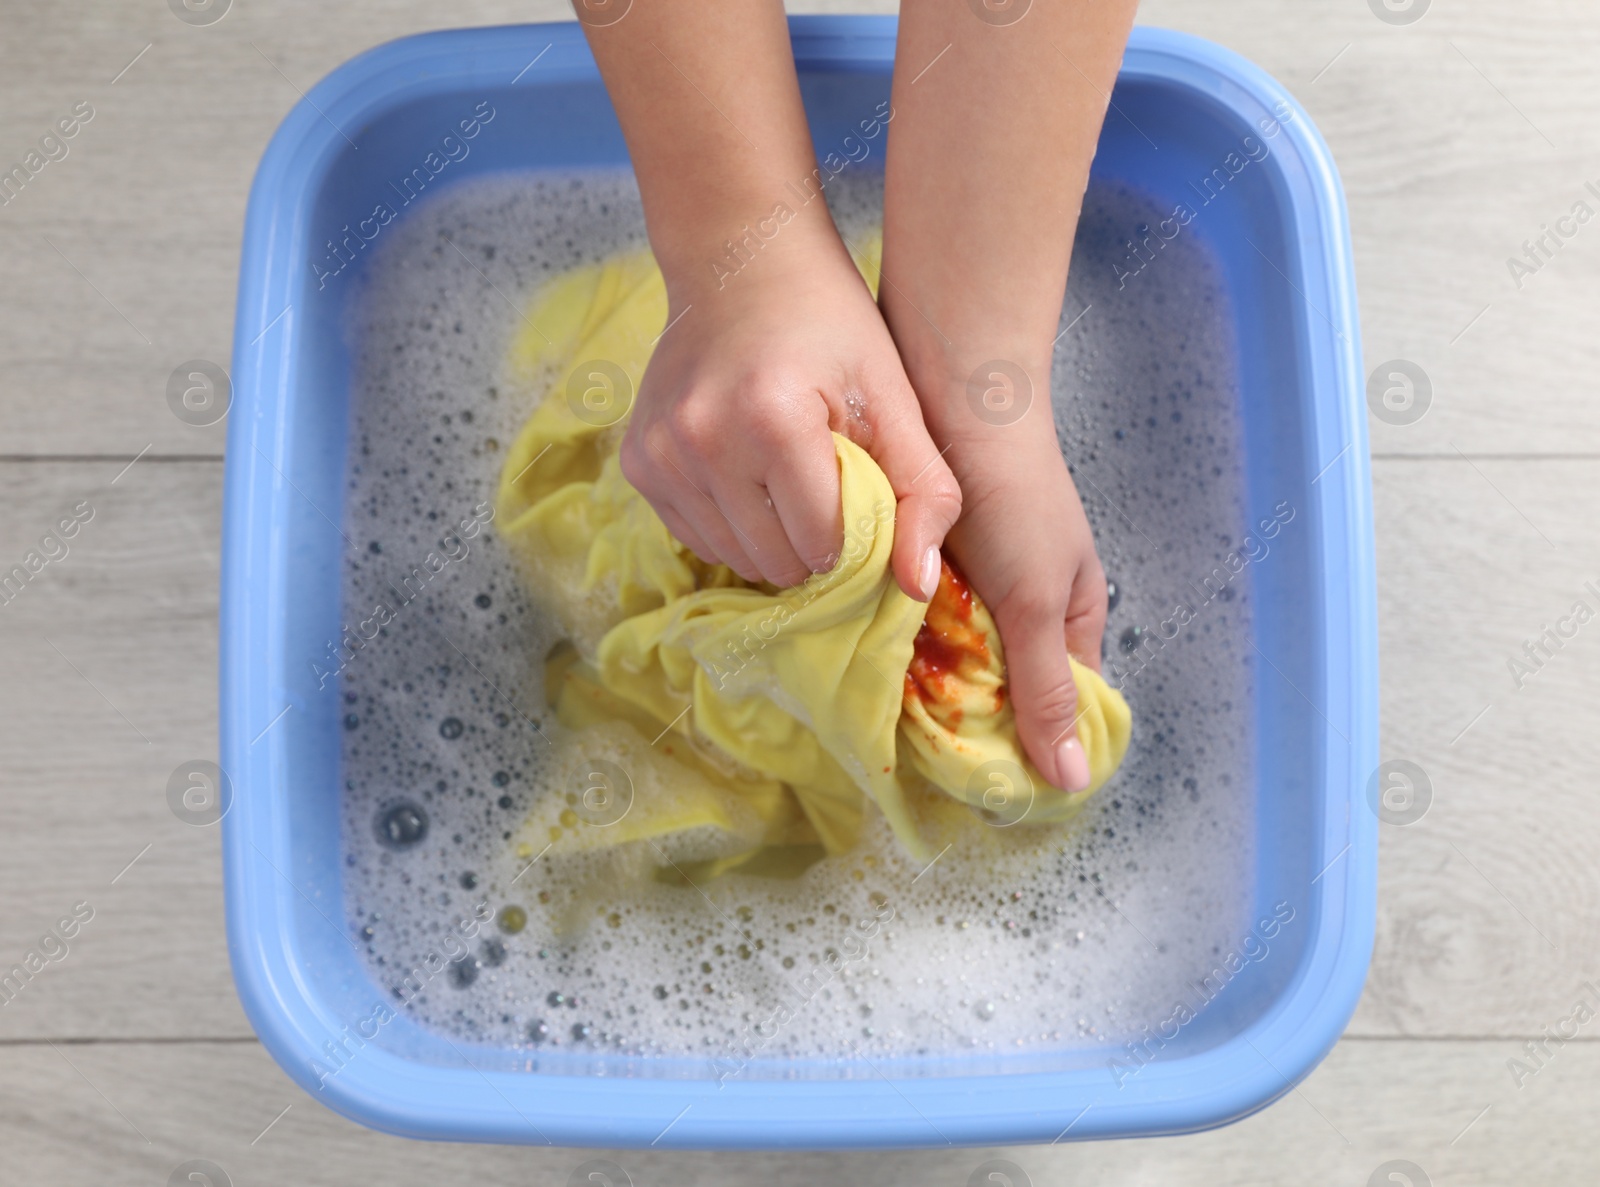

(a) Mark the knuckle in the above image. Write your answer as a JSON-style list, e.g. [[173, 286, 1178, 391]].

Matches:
[[800, 517, 846, 570], [769, 560, 810, 588], [667, 397, 722, 455], [798, 521, 844, 573], [617, 430, 658, 491], [786, 505, 829, 547], [996, 584, 1067, 633], [755, 391, 828, 457], [1026, 677, 1081, 730], [921, 472, 963, 522], [754, 366, 812, 409], [747, 401, 800, 451], [1079, 555, 1107, 599], [678, 531, 716, 566]]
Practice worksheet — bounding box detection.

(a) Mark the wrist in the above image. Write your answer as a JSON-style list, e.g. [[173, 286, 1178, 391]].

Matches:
[[897, 340, 1059, 449], [653, 194, 854, 309]]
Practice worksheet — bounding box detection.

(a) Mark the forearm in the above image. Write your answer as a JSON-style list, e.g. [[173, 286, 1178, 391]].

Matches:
[[880, 0, 1138, 440], [578, 0, 850, 304]]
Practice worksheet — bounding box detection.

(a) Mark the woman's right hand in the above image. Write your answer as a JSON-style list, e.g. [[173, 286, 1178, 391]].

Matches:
[[935, 420, 1109, 794], [623, 233, 962, 601]]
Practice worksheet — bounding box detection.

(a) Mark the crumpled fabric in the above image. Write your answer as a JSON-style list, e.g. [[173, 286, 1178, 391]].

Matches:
[[495, 235, 1131, 871]]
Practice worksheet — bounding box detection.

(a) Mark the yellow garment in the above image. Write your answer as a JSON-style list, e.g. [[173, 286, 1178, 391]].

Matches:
[[901, 557, 1129, 827], [496, 236, 1131, 868]]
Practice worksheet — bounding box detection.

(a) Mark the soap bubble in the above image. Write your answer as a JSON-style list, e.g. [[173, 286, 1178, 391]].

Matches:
[[374, 801, 428, 849], [497, 905, 527, 934]]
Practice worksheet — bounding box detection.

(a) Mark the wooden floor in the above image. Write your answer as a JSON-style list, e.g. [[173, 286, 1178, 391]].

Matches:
[[2, 1, 1595, 1182]]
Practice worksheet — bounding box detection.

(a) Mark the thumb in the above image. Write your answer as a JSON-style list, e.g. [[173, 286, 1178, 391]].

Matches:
[[996, 600, 1092, 793], [864, 397, 962, 602]]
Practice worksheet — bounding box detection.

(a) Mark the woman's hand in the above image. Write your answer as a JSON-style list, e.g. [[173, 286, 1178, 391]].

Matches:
[[936, 415, 1108, 793], [577, 0, 960, 598], [623, 233, 961, 598], [876, 0, 1136, 790]]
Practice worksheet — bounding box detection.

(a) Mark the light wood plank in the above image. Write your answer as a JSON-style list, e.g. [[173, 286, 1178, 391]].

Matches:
[[1350, 457, 1600, 1037], [0, 1, 567, 458], [1135, 1, 1600, 459], [0, 460, 242, 1040]]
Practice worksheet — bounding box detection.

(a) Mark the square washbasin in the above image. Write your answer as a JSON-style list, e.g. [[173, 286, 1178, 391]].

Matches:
[[221, 17, 1376, 1148]]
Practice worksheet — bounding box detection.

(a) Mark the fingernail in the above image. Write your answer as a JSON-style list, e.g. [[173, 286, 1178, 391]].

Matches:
[[1055, 737, 1091, 793], [918, 546, 941, 602]]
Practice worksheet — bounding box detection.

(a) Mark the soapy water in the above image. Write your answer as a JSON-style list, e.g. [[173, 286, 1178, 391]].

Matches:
[[336, 168, 1256, 1074]]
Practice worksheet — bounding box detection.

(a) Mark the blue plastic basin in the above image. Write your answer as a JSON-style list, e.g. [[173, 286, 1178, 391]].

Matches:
[[222, 16, 1376, 1148]]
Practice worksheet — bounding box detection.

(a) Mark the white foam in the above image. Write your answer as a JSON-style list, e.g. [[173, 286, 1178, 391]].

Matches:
[[336, 168, 1256, 1070]]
